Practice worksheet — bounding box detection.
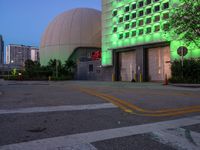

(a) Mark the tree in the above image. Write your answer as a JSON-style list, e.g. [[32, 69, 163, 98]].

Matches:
[[64, 60, 76, 73], [167, 0, 200, 48]]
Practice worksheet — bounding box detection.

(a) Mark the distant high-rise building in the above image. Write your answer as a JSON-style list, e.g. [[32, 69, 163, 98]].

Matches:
[[6, 44, 39, 66], [0, 35, 4, 64]]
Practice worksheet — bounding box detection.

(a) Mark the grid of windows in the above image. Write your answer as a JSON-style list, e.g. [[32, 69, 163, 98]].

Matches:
[[111, 0, 170, 39]]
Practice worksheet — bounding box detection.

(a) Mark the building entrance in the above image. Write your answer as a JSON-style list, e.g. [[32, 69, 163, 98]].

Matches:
[[119, 51, 136, 81], [148, 46, 171, 81]]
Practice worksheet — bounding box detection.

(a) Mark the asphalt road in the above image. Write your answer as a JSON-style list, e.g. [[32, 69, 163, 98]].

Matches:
[[0, 80, 200, 150]]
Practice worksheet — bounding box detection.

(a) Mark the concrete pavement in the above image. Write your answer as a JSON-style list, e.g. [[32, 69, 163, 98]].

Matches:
[[0, 80, 200, 149]]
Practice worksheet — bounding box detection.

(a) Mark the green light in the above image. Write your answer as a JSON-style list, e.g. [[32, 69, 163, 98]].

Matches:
[[102, 0, 200, 66]]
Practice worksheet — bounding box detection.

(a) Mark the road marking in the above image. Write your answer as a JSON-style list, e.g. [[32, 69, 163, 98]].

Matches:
[[0, 115, 200, 150], [0, 103, 117, 115], [79, 87, 200, 116], [151, 128, 200, 150]]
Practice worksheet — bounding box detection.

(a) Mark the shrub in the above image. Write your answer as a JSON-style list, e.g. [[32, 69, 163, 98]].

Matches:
[[169, 58, 200, 84]]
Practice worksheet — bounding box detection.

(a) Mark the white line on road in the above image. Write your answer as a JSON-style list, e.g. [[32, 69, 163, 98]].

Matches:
[[0, 103, 117, 115], [0, 115, 200, 150], [151, 128, 200, 150]]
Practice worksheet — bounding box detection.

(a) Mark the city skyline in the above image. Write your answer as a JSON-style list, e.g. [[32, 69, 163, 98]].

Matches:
[[0, 0, 101, 54]]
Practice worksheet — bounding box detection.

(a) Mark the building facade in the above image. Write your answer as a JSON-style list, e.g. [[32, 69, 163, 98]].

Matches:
[[6, 44, 39, 66], [0, 35, 4, 64], [102, 0, 200, 81]]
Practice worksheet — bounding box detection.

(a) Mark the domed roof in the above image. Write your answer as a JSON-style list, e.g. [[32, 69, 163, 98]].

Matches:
[[40, 8, 101, 65]]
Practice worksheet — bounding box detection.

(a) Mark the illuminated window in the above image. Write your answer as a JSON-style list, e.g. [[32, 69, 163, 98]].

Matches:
[[139, 10, 144, 17], [131, 22, 136, 28], [119, 33, 123, 39], [146, 17, 151, 24], [125, 6, 130, 12], [163, 2, 169, 9], [154, 25, 160, 32], [146, 27, 151, 34], [139, 29, 144, 35], [131, 30, 137, 37], [125, 24, 130, 30], [112, 10, 118, 17], [138, 1, 144, 8], [154, 16, 160, 22], [119, 17, 123, 23], [138, 19, 144, 26], [125, 32, 130, 38], [154, 5, 160, 12], [131, 3, 136, 10], [124, 15, 130, 21], [162, 13, 169, 19], [131, 13, 136, 19], [146, 8, 151, 14], [146, 0, 151, 5], [163, 23, 169, 30], [113, 27, 118, 33]]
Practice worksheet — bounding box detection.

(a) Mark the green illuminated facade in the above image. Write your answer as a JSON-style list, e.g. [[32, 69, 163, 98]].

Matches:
[[102, 0, 200, 67]]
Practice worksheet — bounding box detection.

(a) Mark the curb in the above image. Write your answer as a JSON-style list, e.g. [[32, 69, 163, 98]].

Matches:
[[170, 84, 200, 88]]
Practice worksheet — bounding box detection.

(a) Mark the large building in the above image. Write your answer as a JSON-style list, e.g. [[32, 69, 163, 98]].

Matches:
[[102, 0, 200, 81], [0, 35, 4, 64], [40, 8, 102, 65], [6, 44, 39, 66]]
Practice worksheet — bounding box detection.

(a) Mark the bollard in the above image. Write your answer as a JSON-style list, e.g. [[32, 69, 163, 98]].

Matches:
[[139, 73, 142, 82], [163, 74, 168, 85], [112, 73, 115, 82]]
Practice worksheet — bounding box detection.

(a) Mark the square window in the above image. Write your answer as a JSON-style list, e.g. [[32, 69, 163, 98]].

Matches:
[[154, 16, 160, 22], [163, 23, 169, 30], [113, 27, 117, 33], [146, 8, 151, 14], [124, 15, 130, 21], [125, 24, 130, 30], [113, 10, 118, 17], [131, 13, 136, 19], [146, 27, 151, 34], [146, 0, 151, 5], [89, 64, 93, 72], [154, 5, 160, 12], [131, 3, 136, 10], [138, 20, 144, 26], [139, 10, 144, 17], [139, 29, 143, 35], [125, 32, 130, 38], [131, 22, 136, 28], [132, 31, 136, 37], [125, 6, 130, 12], [163, 13, 169, 19], [119, 33, 123, 39], [138, 1, 144, 8], [154, 25, 160, 32], [146, 18, 151, 24], [163, 2, 169, 9], [119, 17, 123, 23]]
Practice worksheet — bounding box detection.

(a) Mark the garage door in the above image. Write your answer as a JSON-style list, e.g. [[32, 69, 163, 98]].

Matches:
[[148, 46, 171, 81], [119, 51, 136, 81]]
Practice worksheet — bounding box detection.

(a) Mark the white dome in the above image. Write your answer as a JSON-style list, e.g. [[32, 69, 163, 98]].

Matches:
[[40, 8, 101, 65]]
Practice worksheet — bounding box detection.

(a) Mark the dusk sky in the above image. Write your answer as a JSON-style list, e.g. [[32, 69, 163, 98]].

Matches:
[[0, 0, 101, 49]]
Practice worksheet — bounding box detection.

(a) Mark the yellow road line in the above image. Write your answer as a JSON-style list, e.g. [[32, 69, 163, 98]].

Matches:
[[78, 87, 200, 117]]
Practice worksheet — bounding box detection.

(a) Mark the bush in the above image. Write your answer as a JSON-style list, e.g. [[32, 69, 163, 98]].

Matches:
[[169, 58, 200, 84]]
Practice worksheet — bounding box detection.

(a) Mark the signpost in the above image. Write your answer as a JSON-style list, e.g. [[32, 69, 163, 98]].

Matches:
[[177, 46, 188, 67], [177, 46, 188, 78]]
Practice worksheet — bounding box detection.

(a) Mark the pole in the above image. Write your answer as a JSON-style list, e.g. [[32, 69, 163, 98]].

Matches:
[[56, 60, 58, 78]]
